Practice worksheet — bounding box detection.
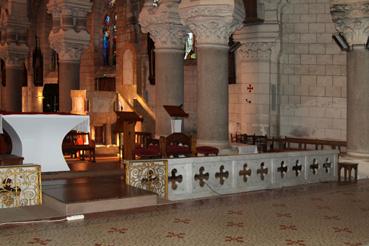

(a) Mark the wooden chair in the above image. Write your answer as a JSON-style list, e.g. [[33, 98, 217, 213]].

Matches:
[[134, 138, 162, 159], [62, 131, 96, 162], [162, 133, 195, 158]]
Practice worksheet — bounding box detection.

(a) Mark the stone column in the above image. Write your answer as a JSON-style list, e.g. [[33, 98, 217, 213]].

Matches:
[[179, 0, 244, 149], [47, 0, 92, 113], [0, 0, 29, 112], [3, 59, 25, 112], [139, 0, 186, 137], [331, 0, 369, 157]]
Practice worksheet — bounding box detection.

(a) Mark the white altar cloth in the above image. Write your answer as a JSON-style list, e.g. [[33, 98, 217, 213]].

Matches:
[[0, 114, 90, 172]]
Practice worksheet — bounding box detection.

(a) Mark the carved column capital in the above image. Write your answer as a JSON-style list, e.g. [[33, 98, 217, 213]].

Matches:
[[179, 0, 245, 47], [0, 43, 28, 68], [139, 0, 186, 50], [330, 0, 369, 46], [47, 0, 92, 62], [49, 29, 90, 63]]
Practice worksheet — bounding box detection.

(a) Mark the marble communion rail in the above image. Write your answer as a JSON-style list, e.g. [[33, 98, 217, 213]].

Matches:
[[124, 150, 339, 201]]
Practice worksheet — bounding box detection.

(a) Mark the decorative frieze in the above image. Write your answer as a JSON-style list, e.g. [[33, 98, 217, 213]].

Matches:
[[179, 1, 245, 46], [330, 0, 369, 46], [139, 0, 186, 50]]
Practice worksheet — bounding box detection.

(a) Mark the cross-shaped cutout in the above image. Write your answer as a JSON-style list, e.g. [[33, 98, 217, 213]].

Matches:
[[215, 165, 229, 185], [247, 84, 254, 93], [169, 168, 183, 190], [194, 166, 209, 187], [310, 159, 319, 175], [323, 158, 331, 173], [257, 162, 268, 181], [239, 163, 252, 182], [292, 160, 302, 177], [277, 161, 288, 178]]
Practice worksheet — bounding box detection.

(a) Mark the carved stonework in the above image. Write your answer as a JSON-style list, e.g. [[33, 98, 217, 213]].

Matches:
[[139, 0, 186, 49], [330, 0, 369, 46], [49, 29, 90, 62], [47, 0, 92, 62], [179, 1, 245, 46], [0, 43, 28, 68], [0, 0, 29, 65], [237, 42, 274, 61]]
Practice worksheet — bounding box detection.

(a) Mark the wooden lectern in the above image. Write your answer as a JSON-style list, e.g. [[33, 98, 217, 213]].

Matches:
[[116, 112, 143, 160], [163, 105, 189, 133]]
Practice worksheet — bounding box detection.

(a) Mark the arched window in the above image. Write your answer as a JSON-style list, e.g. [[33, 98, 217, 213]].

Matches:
[[102, 0, 117, 66]]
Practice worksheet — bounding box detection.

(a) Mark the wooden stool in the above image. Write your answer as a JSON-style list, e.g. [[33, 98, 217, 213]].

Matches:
[[338, 162, 358, 183]]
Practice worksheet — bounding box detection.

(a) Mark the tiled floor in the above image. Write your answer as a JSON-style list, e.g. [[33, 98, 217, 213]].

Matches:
[[1, 180, 369, 246]]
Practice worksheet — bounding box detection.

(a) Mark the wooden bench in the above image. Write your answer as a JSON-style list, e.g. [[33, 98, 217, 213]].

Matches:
[[62, 131, 96, 162], [162, 133, 196, 158]]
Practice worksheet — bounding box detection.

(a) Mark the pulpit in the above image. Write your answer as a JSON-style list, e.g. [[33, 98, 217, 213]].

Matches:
[[163, 105, 188, 133], [116, 112, 143, 160]]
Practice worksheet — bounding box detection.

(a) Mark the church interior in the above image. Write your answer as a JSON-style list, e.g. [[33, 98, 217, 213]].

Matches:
[[1, 0, 369, 245]]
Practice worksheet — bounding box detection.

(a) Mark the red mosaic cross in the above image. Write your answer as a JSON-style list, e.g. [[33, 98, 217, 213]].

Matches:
[[276, 213, 292, 218], [286, 239, 306, 246], [280, 224, 297, 231], [108, 227, 128, 234], [225, 236, 244, 243], [247, 84, 254, 93], [333, 227, 353, 233], [166, 232, 185, 239], [226, 222, 244, 228], [173, 218, 191, 224], [27, 238, 52, 245]]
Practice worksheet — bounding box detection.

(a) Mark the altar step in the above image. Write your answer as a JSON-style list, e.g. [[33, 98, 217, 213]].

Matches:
[[42, 176, 158, 216]]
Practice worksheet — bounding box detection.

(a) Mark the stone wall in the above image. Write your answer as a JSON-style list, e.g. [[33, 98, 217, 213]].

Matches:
[[279, 0, 347, 140]]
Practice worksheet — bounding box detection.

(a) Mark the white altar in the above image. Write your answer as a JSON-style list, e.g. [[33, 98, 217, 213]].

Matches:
[[0, 114, 90, 172]]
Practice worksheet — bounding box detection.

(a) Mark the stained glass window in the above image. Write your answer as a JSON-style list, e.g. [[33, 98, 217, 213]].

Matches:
[[102, 0, 117, 66]]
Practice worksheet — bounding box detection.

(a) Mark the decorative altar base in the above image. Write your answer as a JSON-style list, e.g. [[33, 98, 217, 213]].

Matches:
[[125, 150, 338, 201], [0, 164, 42, 208]]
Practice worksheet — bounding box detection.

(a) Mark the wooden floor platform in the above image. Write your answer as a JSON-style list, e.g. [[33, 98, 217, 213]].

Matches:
[[42, 176, 158, 216]]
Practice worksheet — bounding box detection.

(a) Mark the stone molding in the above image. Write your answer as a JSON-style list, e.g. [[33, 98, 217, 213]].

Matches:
[[234, 23, 279, 61], [179, 2, 245, 46], [330, 0, 369, 46], [237, 42, 274, 61], [139, 0, 186, 50]]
